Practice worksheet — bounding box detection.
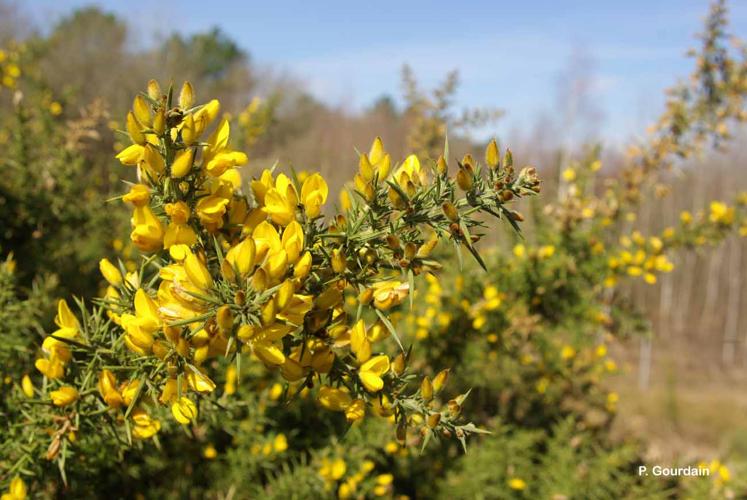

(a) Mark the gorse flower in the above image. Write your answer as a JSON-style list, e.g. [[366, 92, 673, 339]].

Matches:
[[0, 477, 26, 500], [34, 300, 79, 380]]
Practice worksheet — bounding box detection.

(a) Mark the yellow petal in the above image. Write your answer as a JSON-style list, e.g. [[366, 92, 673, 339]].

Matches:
[[171, 396, 198, 424], [171, 148, 194, 178], [359, 372, 384, 392]]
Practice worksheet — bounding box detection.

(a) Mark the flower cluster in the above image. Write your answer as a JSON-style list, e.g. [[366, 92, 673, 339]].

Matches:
[[605, 232, 674, 287], [18, 81, 540, 485], [0, 44, 22, 90], [318, 456, 394, 498]]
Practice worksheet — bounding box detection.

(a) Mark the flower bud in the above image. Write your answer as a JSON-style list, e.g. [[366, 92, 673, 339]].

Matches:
[[404, 242, 417, 260], [485, 139, 499, 169], [427, 413, 442, 428], [448, 399, 461, 416], [421, 376, 433, 402], [388, 187, 406, 209], [21, 374, 34, 398], [503, 148, 513, 169], [436, 155, 448, 176], [392, 353, 406, 376], [509, 210, 524, 222], [331, 248, 347, 274], [216, 305, 233, 333], [147, 79, 162, 100], [461, 154, 475, 171], [442, 202, 459, 222], [433, 369, 449, 393], [396, 420, 407, 443], [456, 168, 473, 191], [179, 81, 194, 109], [386, 234, 401, 249]]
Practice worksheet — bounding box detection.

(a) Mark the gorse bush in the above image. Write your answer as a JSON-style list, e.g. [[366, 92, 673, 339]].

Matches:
[[0, 75, 540, 495], [0, 40, 123, 300]]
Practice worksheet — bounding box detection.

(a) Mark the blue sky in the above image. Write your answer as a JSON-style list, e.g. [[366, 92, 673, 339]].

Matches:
[[26, 0, 747, 144]]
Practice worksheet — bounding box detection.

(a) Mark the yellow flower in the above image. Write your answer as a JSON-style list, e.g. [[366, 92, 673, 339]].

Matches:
[[263, 174, 298, 226], [195, 194, 230, 231], [507, 478, 526, 490], [222, 364, 238, 395], [21, 375, 33, 398], [49, 101, 63, 116], [35, 356, 64, 380], [1, 476, 26, 500], [345, 399, 366, 422], [187, 368, 216, 393], [562, 168, 576, 182], [538, 245, 555, 259], [121, 379, 141, 406], [50, 386, 79, 406], [359, 355, 390, 392], [392, 154, 425, 195], [203, 444, 218, 459], [318, 385, 353, 412], [273, 433, 288, 453], [125, 185, 164, 252], [202, 119, 247, 177], [536, 377, 549, 394], [131, 408, 161, 439], [371, 281, 409, 310], [320, 458, 347, 482], [97, 369, 124, 409], [350, 320, 372, 362], [300, 173, 328, 218], [36, 300, 79, 379], [359, 137, 391, 182], [709, 201, 734, 224], [606, 391, 619, 412], [121, 289, 162, 355], [164, 202, 197, 248], [99, 258, 123, 286], [281, 221, 304, 264], [171, 396, 198, 424], [205, 150, 248, 178], [716, 463, 731, 484], [560, 345, 576, 360]]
